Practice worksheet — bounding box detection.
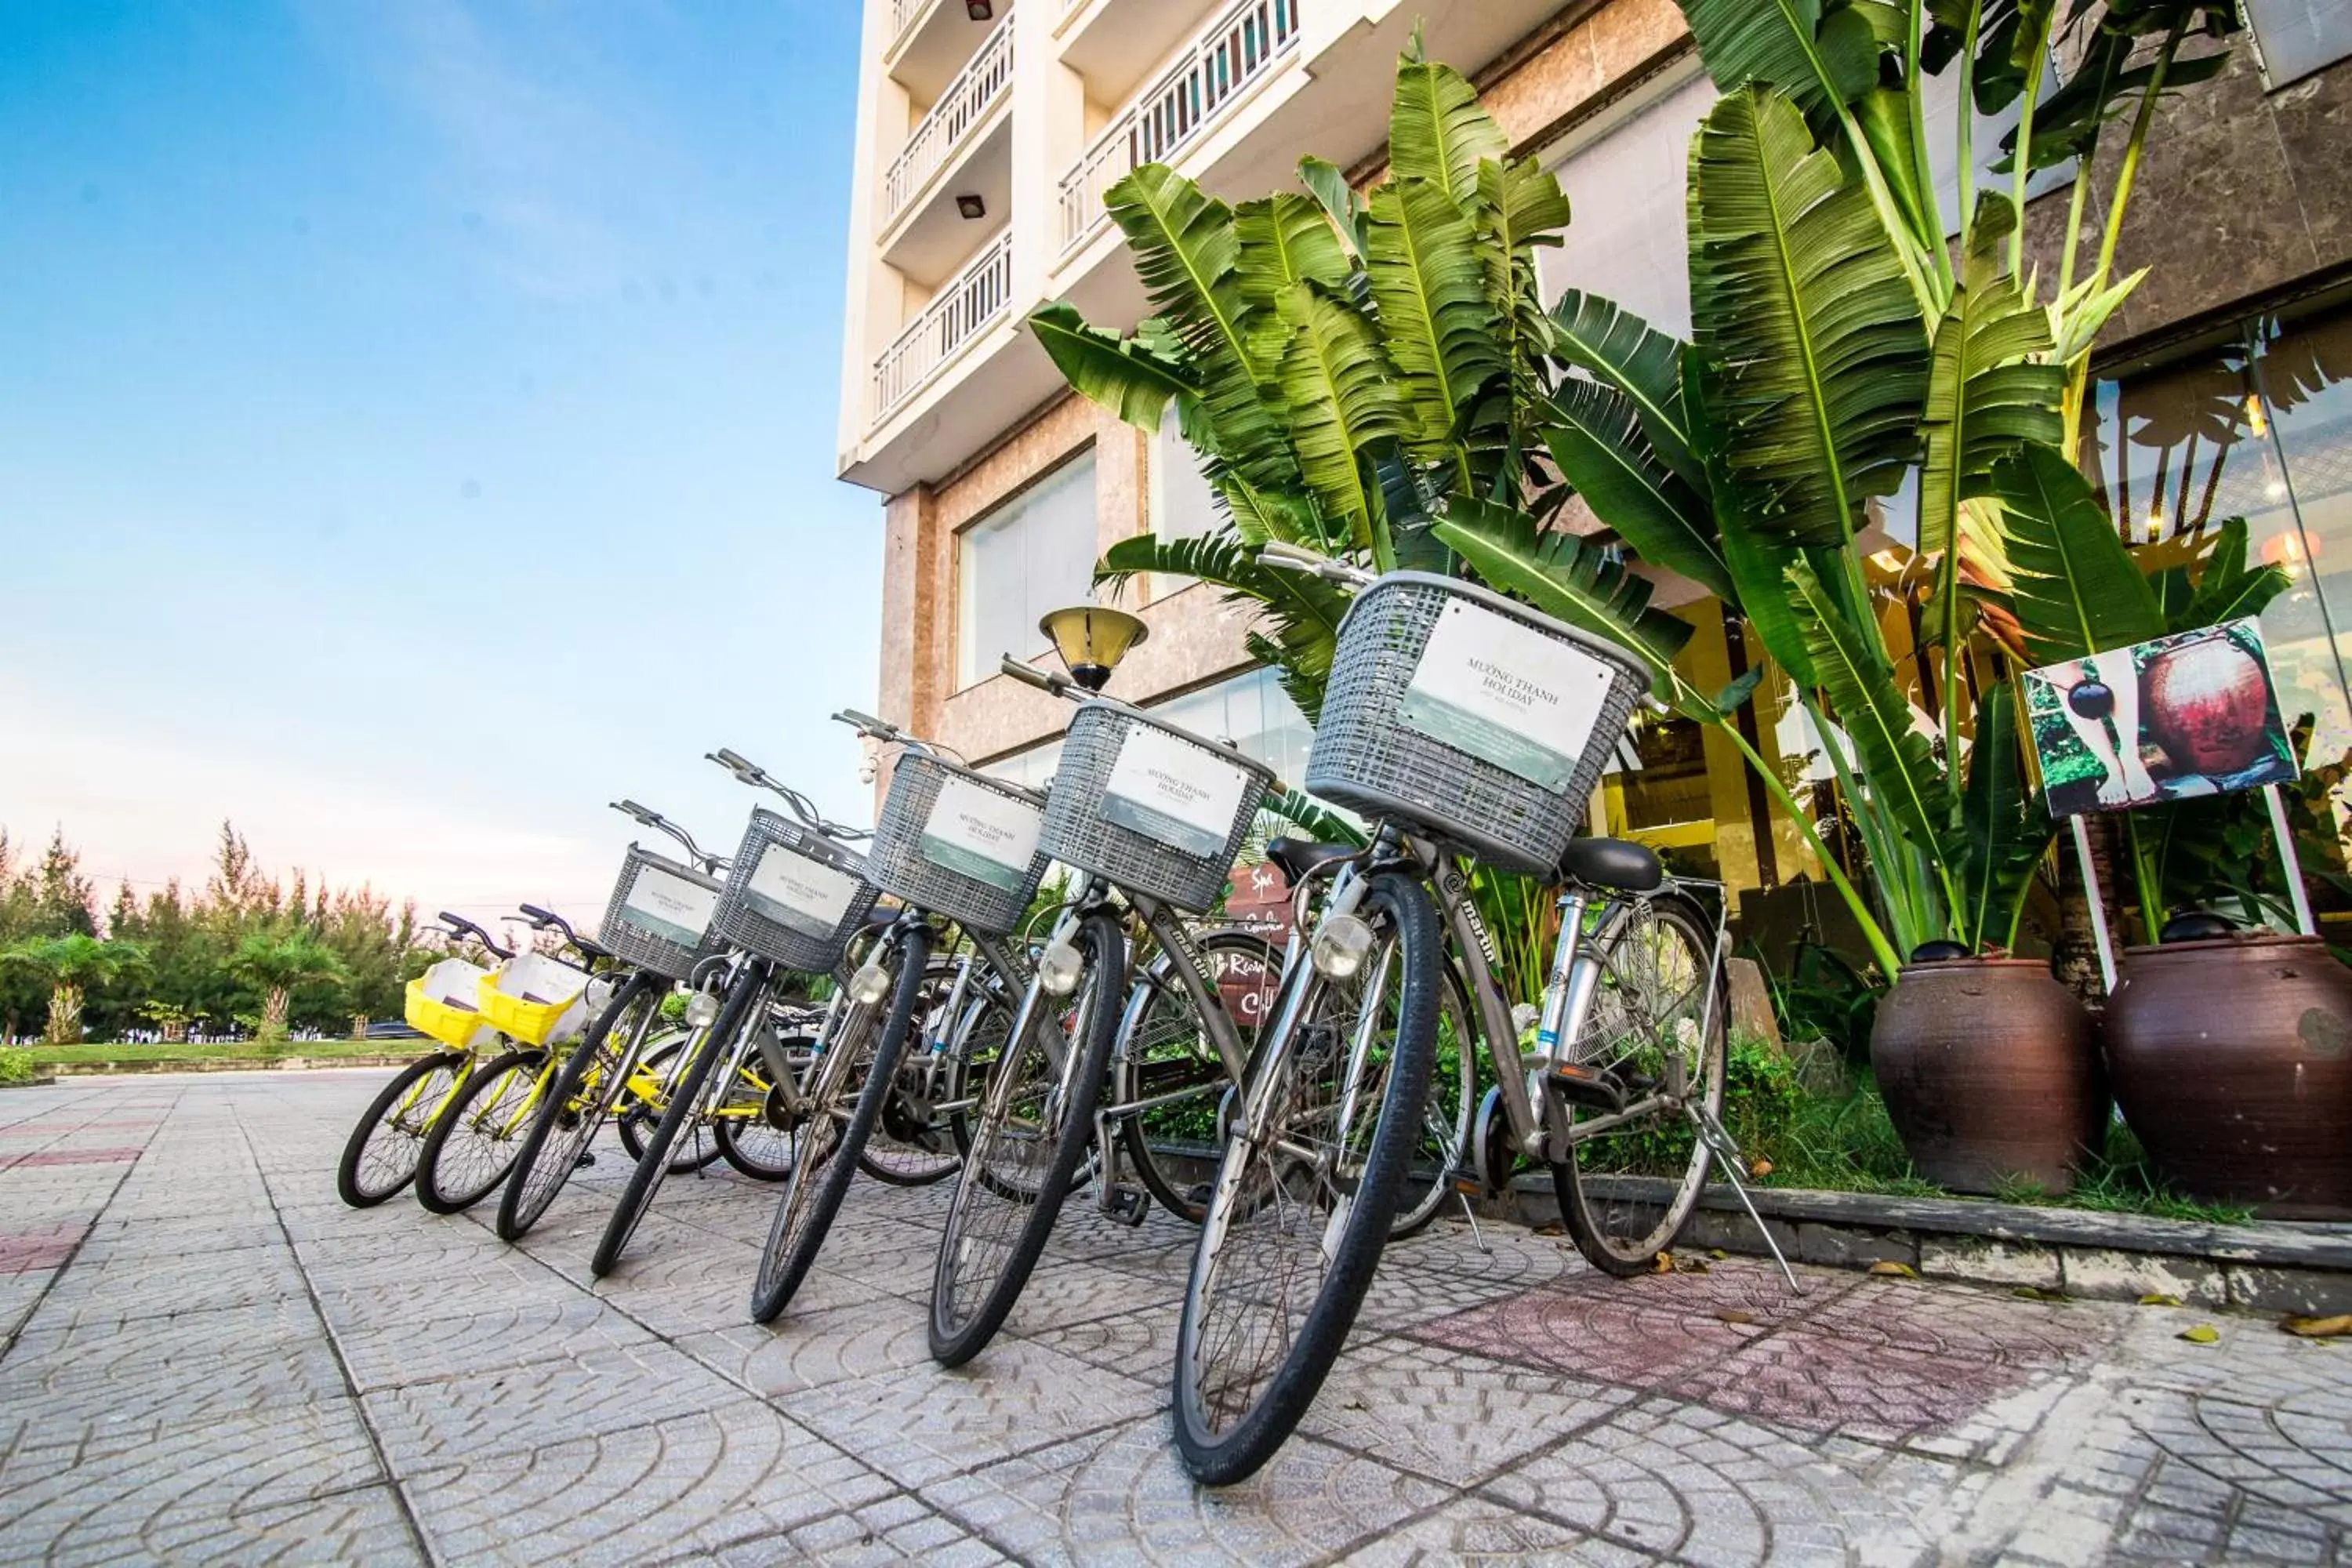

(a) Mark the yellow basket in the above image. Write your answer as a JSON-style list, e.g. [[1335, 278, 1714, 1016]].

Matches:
[[477, 953, 593, 1047], [405, 959, 499, 1049]]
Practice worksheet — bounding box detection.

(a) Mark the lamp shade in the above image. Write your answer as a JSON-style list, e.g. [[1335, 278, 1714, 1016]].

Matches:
[[1040, 605, 1148, 691]]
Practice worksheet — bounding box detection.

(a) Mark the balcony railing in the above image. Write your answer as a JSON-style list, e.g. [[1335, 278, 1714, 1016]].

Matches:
[[873, 230, 1015, 422], [1057, 0, 1300, 252], [884, 22, 1015, 225], [891, 0, 928, 43]]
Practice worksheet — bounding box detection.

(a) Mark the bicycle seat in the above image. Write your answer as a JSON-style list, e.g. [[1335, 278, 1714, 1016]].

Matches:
[[1265, 838, 1357, 887], [572, 933, 613, 961], [860, 909, 900, 936], [1559, 837, 1663, 893]]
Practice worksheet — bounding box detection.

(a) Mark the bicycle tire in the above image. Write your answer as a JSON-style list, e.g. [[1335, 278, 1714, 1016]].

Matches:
[[1554, 891, 1727, 1277], [495, 975, 659, 1243], [927, 909, 1124, 1367], [337, 1051, 467, 1208], [618, 1039, 724, 1175], [713, 1031, 817, 1182], [1174, 870, 1439, 1486], [1390, 962, 1476, 1240], [1114, 927, 1281, 1225], [416, 1046, 546, 1214], [590, 965, 769, 1278], [750, 924, 933, 1323], [857, 956, 968, 1187]]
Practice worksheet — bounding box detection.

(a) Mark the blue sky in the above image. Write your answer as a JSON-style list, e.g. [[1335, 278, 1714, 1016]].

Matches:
[[0, 1, 883, 928]]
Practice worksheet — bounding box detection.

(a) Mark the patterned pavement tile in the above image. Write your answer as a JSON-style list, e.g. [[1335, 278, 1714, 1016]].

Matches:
[[786, 1336, 1161, 1487], [1333, 1493, 1658, 1566], [674, 1305, 940, 1400], [708, 1491, 1014, 1566], [970, 1256, 1177, 1339], [366, 1340, 746, 1467], [1014, 1302, 1181, 1383], [1668, 1323, 2047, 1450], [1797, 1276, 2122, 1367], [1298, 1338, 1635, 1486], [0, 1223, 85, 1275], [922, 1417, 1450, 1566], [1404, 1283, 1764, 1392], [329, 1293, 662, 1393], [0, 1298, 345, 1425]]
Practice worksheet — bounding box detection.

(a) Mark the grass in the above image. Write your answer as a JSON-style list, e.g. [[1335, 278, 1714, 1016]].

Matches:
[[30, 1039, 436, 1067]]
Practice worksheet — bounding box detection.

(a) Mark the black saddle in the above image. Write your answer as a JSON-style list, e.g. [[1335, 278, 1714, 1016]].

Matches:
[[572, 933, 613, 962], [860, 907, 902, 936], [1559, 837, 1663, 893], [1265, 837, 1359, 887]]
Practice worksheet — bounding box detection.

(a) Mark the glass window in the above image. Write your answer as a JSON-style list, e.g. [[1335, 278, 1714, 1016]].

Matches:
[[2249, 0, 2352, 86], [956, 450, 1099, 688], [1539, 68, 1718, 338], [1145, 666, 1315, 783], [1152, 405, 1221, 543], [1919, 49, 2073, 237], [980, 736, 1063, 794]]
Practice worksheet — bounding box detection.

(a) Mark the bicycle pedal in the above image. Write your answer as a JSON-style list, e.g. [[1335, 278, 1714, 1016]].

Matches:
[[573, 1151, 597, 1170], [1102, 1184, 1151, 1227], [1447, 1164, 1487, 1198], [1548, 1062, 1628, 1115]]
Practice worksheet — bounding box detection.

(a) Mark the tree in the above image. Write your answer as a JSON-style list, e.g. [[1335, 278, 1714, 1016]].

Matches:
[[226, 931, 349, 1044], [0, 935, 147, 1046]]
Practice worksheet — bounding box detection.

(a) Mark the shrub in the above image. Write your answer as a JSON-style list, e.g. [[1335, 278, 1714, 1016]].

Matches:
[[0, 1046, 37, 1085]]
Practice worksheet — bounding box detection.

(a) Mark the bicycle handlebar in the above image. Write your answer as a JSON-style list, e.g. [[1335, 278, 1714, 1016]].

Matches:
[[517, 903, 579, 946], [608, 800, 725, 874], [705, 746, 872, 844], [832, 707, 961, 766], [434, 910, 514, 961], [1258, 540, 1377, 590], [998, 657, 1074, 698]]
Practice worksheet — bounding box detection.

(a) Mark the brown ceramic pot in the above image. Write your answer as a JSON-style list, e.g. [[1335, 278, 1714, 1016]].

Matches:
[[2105, 934, 2352, 1218], [1870, 959, 2105, 1196]]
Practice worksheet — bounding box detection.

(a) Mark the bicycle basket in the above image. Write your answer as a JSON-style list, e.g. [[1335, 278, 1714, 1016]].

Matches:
[[1305, 572, 1650, 877], [866, 753, 1048, 936], [405, 957, 501, 1050], [710, 807, 880, 973], [597, 844, 723, 979], [1040, 702, 1273, 913], [477, 953, 597, 1047]]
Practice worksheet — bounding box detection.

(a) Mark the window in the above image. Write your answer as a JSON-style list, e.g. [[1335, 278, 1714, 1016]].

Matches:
[[2249, 0, 2352, 86], [1152, 405, 1221, 544], [1146, 666, 1315, 782], [956, 451, 1099, 687], [1539, 68, 1718, 337], [1919, 49, 2073, 238]]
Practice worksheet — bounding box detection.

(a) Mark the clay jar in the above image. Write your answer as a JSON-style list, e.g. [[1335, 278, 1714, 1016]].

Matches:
[[1871, 959, 2106, 1195], [2105, 934, 2352, 1218]]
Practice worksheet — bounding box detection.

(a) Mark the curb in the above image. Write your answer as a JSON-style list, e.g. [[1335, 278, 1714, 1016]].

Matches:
[[39, 1055, 430, 1078], [1507, 1174, 2352, 1316]]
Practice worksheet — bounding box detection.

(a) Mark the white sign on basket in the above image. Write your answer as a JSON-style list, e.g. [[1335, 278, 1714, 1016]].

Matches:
[[744, 841, 862, 941], [618, 864, 717, 950], [920, 775, 1042, 895], [1102, 725, 1253, 860], [1397, 599, 1617, 792]]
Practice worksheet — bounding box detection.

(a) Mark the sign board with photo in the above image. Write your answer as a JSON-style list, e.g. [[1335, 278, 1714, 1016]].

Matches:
[[2023, 618, 2298, 818]]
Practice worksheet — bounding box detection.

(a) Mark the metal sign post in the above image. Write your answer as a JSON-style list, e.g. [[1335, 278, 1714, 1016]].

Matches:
[[2263, 783, 2320, 938], [2069, 815, 2119, 993]]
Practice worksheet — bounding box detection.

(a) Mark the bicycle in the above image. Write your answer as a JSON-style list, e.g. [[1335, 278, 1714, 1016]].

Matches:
[[590, 753, 882, 1278], [336, 910, 520, 1208], [923, 657, 1285, 1367], [748, 710, 1046, 1326], [495, 801, 727, 1243], [1171, 543, 1791, 1485]]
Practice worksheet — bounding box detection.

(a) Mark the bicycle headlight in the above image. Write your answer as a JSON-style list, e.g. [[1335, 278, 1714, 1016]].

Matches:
[[1036, 938, 1083, 997], [684, 991, 720, 1028], [848, 956, 894, 1006], [1309, 912, 1374, 980]]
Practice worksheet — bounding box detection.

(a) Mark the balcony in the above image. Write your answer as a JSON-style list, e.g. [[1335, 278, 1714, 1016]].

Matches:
[[887, 0, 1008, 104], [882, 20, 1014, 232], [1058, 0, 1301, 254], [1058, 0, 1221, 107], [873, 230, 1015, 423]]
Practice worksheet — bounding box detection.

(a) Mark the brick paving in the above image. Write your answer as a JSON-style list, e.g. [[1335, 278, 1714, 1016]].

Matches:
[[0, 1073, 2347, 1566]]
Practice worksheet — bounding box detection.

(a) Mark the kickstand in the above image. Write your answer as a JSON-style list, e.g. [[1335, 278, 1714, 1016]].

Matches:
[[1455, 1188, 1492, 1254], [1687, 1102, 1802, 1295]]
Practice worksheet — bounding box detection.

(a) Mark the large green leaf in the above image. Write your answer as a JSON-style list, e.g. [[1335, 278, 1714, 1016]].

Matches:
[[1543, 381, 1730, 601], [1991, 442, 2164, 664], [1475, 157, 1572, 430], [1364, 176, 1505, 456], [1429, 498, 1696, 682], [1676, 0, 1889, 122], [1236, 193, 1352, 372], [1690, 85, 1930, 550], [1685, 354, 1813, 684], [1273, 282, 1410, 557], [1548, 290, 1700, 485], [1096, 531, 1352, 719], [1788, 559, 1957, 863], [1955, 681, 2052, 950], [1297, 155, 1369, 261], [1027, 301, 1197, 433], [1388, 55, 1507, 209], [1918, 213, 2064, 555], [2179, 517, 2292, 631]]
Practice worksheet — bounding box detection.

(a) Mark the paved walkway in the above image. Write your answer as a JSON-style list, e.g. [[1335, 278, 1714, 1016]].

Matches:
[[0, 1073, 2346, 1566]]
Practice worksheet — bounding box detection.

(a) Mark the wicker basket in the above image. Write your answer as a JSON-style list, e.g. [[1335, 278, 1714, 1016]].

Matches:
[[710, 808, 879, 973], [1305, 572, 1650, 877], [1040, 702, 1273, 912], [597, 844, 724, 979], [866, 753, 1048, 935]]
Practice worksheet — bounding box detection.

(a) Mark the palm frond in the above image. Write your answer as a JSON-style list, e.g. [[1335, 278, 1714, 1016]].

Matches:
[[1549, 289, 1701, 484], [1918, 212, 2064, 556], [1544, 381, 1730, 601], [1027, 301, 1197, 433], [1429, 496, 1696, 684], [1273, 282, 1411, 557], [1955, 682, 2052, 951], [1388, 56, 1506, 209], [1990, 442, 2164, 664], [1364, 176, 1506, 456]]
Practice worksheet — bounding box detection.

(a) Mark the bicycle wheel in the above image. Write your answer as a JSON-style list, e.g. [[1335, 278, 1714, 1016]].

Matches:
[[416, 1047, 547, 1214], [337, 1051, 467, 1207], [1554, 892, 1726, 1277], [618, 1039, 724, 1175], [1391, 964, 1475, 1240], [1174, 871, 1439, 1486], [750, 924, 931, 1323], [1113, 927, 1281, 1224], [927, 910, 1124, 1367], [713, 1030, 816, 1182], [591, 966, 770, 1278], [858, 956, 968, 1187], [496, 976, 661, 1242]]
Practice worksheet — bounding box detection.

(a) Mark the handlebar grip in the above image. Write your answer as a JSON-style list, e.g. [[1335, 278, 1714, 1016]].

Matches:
[[613, 798, 655, 820], [437, 910, 467, 929], [832, 707, 894, 738], [517, 903, 562, 928], [710, 747, 756, 773], [996, 657, 1069, 695], [1257, 541, 1330, 568]]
